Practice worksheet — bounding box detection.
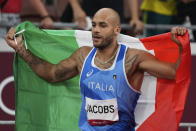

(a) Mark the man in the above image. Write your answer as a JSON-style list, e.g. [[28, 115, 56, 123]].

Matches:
[[5, 8, 186, 131]]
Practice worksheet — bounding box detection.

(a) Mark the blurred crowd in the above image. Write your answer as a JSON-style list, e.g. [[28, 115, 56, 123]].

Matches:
[[0, 0, 196, 41]]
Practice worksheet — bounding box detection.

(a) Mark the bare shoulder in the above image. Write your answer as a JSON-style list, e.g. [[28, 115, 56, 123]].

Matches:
[[75, 46, 92, 61], [124, 48, 154, 74], [125, 48, 155, 62], [78, 46, 93, 57], [125, 48, 144, 62], [74, 46, 93, 73], [126, 48, 149, 56]]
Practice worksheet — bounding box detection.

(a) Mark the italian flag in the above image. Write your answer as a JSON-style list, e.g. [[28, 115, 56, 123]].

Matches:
[[14, 21, 191, 131]]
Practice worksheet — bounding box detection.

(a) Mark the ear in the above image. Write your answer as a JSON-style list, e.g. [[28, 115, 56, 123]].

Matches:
[[114, 26, 121, 35]]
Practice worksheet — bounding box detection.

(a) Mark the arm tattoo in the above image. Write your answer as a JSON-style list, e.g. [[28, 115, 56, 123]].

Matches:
[[28, 53, 44, 67], [17, 46, 26, 58], [126, 54, 139, 75], [17, 46, 45, 67], [55, 65, 69, 80], [79, 50, 86, 63], [78, 50, 86, 70], [78, 54, 84, 65]]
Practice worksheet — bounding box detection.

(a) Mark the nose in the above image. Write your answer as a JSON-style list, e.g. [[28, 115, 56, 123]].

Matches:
[[92, 25, 100, 33]]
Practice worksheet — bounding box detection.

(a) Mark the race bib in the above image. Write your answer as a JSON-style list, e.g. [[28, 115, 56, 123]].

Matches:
[[85, 97, 119, 126]]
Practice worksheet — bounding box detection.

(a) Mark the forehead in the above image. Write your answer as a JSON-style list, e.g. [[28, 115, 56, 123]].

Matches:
[[92, 13, 112, 24]]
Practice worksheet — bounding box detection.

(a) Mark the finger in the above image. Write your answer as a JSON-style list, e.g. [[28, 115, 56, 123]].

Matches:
[[176, 27, 180, 35], [6, 35, 23, 50], [8, 33, 15, 40], [4, 33, 13, 42], [8, 27, 16, 34], [176, 27, 182, 35], [176, 27, 181, 35], [8, 27, 16, 39], [6, 38, 16, 46], [171, 28, 178, 40], [5, 38, 18, 50], [182, 28, 187, 35], [17, 34, 23, 44], [180, 27, 184, 35], [178, 27, 186, 35], [171, 27, 177, 35], [181, 28, 185, 35]]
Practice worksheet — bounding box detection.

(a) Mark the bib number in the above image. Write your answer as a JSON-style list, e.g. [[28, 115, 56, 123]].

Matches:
[[85, 97, 119, 126]]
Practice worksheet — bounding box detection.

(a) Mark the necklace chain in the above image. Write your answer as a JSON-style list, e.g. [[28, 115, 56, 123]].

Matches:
[[95, 45, 119, 65]]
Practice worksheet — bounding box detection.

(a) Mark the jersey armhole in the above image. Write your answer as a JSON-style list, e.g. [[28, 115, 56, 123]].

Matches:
[[123, 46, 141, 94]]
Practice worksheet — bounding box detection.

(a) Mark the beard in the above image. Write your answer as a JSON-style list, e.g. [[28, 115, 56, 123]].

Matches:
[[93, 33, 114, 50]]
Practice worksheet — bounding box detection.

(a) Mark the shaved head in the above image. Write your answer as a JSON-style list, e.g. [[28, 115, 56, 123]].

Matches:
[[93, 8, 121, 26], [91, 8, 121, 49]]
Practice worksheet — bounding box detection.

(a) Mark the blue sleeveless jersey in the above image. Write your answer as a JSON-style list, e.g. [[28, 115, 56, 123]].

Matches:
[[79, 44, 140, 131]]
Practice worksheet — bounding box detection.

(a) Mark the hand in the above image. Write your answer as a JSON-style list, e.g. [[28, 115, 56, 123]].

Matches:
[[171, 27, 187, 46], [129, 19, 144, 35], [41, 16, 54, 29], [73, 8, 87, 29], [4, 27, 23, 52]]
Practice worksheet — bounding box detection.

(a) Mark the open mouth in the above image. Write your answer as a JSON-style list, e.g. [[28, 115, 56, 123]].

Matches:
[[92, 35, 102, 42]]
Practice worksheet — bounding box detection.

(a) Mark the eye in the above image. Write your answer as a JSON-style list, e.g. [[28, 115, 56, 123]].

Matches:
[[101, 24, 106, 28], [100, 22, 107, 28], [92, 22, 96, 27]]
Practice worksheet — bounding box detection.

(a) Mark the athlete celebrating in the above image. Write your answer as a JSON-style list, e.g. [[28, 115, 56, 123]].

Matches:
[[4, 8, 186, 131]]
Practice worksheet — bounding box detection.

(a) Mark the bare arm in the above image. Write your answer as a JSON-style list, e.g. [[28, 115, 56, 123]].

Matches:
[[128, 0, 144, 34], [28, 0, 54, 28], [4, 28, 79, 83], [138, 27, 185, 79], [69, 0, 87, 29], [138, 53, 178, 79]]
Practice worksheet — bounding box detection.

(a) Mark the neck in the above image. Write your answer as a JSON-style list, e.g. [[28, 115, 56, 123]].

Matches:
[[96, 41, 119, 62]]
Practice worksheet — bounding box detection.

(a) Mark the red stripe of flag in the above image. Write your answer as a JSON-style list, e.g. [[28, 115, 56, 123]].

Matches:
[[136, 31, 191, 131]]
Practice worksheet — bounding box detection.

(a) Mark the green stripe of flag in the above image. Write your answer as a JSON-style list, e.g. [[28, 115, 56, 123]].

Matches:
[[14, 21, 81, 131]]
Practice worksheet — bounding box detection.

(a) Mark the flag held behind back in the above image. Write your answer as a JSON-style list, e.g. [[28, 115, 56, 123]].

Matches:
[[14, 21, 191, 131]]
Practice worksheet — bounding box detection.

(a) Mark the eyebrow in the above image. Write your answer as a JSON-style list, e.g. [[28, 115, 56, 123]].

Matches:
[[92, 21, 107, 25], [99, 22, 107, 25]]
